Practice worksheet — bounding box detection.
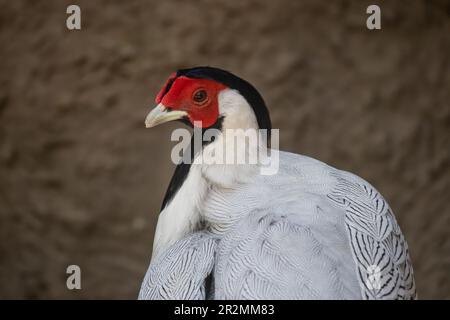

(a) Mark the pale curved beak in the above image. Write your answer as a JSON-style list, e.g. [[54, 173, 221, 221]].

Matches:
[[145, 104, 188, 128]]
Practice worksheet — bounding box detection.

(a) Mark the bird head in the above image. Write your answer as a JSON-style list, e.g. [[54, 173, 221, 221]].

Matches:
[[145, 67, 272, 141]]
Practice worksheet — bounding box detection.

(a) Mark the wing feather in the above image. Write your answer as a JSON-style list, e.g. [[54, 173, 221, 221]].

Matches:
[[328, 171, 417, 299], [138, 232, 217, 300]]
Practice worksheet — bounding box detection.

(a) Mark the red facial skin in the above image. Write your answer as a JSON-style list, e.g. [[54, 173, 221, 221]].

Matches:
[[155, 76, 226, 128]]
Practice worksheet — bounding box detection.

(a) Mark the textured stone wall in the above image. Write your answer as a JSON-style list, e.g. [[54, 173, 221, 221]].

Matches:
[[0, 0, 449, 299]]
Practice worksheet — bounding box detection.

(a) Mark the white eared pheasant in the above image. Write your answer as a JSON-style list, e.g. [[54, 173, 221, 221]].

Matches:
[[138, 66, 416, 300]]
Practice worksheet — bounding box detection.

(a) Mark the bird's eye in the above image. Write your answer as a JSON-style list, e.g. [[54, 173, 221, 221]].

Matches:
[[192, 89, 208, 105]]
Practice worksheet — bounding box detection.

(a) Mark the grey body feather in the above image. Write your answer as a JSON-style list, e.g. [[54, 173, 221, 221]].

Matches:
[[139, 151, 416, 300], [139, 232, 217, 300]]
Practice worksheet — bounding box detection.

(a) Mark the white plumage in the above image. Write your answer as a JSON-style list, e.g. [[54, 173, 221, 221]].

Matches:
[[139, 67, 416, 300]]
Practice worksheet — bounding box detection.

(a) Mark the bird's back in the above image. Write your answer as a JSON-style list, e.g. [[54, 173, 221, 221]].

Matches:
[[204, 151, 416, 299]]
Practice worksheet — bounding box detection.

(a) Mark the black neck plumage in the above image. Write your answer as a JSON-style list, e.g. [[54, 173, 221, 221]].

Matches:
[[160, 117, 224, 211]]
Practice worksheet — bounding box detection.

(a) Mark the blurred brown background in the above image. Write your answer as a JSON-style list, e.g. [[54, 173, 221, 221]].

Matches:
[[0, 0, 449, 299]]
